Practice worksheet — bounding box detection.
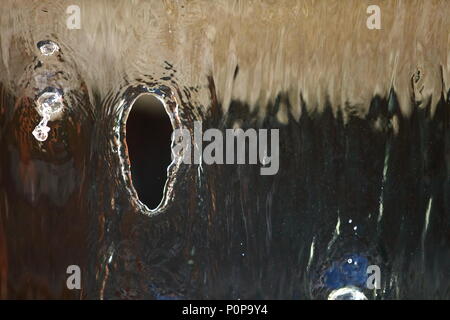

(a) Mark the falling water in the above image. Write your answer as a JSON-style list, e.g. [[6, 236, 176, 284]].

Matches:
[[0, 0, 448, 300]]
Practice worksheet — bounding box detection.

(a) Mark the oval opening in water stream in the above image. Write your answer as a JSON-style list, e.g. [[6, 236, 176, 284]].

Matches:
[[126, 94, 173, 209]]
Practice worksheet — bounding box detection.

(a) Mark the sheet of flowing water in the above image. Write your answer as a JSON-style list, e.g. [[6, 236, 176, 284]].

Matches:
[[0, 1, 448, 300]]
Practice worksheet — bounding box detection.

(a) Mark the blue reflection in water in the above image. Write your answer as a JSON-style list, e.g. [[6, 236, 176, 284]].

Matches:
[[323, 254, 369, 289]]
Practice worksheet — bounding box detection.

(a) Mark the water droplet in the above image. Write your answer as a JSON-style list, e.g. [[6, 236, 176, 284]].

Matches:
[[328, 286, 368, 300], [348, 219, 352, 224], [32, 88, 64, 142], [353, 226, 358, 231], [32, 125, 50, 142], [37, 40, 60, 56], [36, 89, 64, 115], [347, 258, 353, 264]]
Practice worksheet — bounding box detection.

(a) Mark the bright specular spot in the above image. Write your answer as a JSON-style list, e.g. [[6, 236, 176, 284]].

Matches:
[[328, 286, 368, 300]]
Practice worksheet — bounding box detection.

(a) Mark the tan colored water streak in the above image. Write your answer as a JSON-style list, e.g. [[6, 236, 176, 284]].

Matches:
[[0, 0, 449, 120]]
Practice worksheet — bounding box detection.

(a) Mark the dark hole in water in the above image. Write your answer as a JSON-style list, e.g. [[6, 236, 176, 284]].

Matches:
[[126, 94, 173, 209]]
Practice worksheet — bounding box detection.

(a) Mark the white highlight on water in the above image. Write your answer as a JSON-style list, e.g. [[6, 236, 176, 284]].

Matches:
[[421, 197, 433, 264], [336, 217, 341, 234], [378, 146, 390, 223], [328, 286, 368, 300], [306, 237, 315, 271]]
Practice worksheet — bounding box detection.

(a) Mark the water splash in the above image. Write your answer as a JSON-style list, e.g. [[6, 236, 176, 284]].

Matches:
[[32, 88, 64, 142]]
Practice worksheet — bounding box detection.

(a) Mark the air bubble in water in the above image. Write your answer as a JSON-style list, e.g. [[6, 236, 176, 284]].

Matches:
[[37, 40, 60, 56], [327, 286, 368, 300], [36, 90, 64, 116]]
